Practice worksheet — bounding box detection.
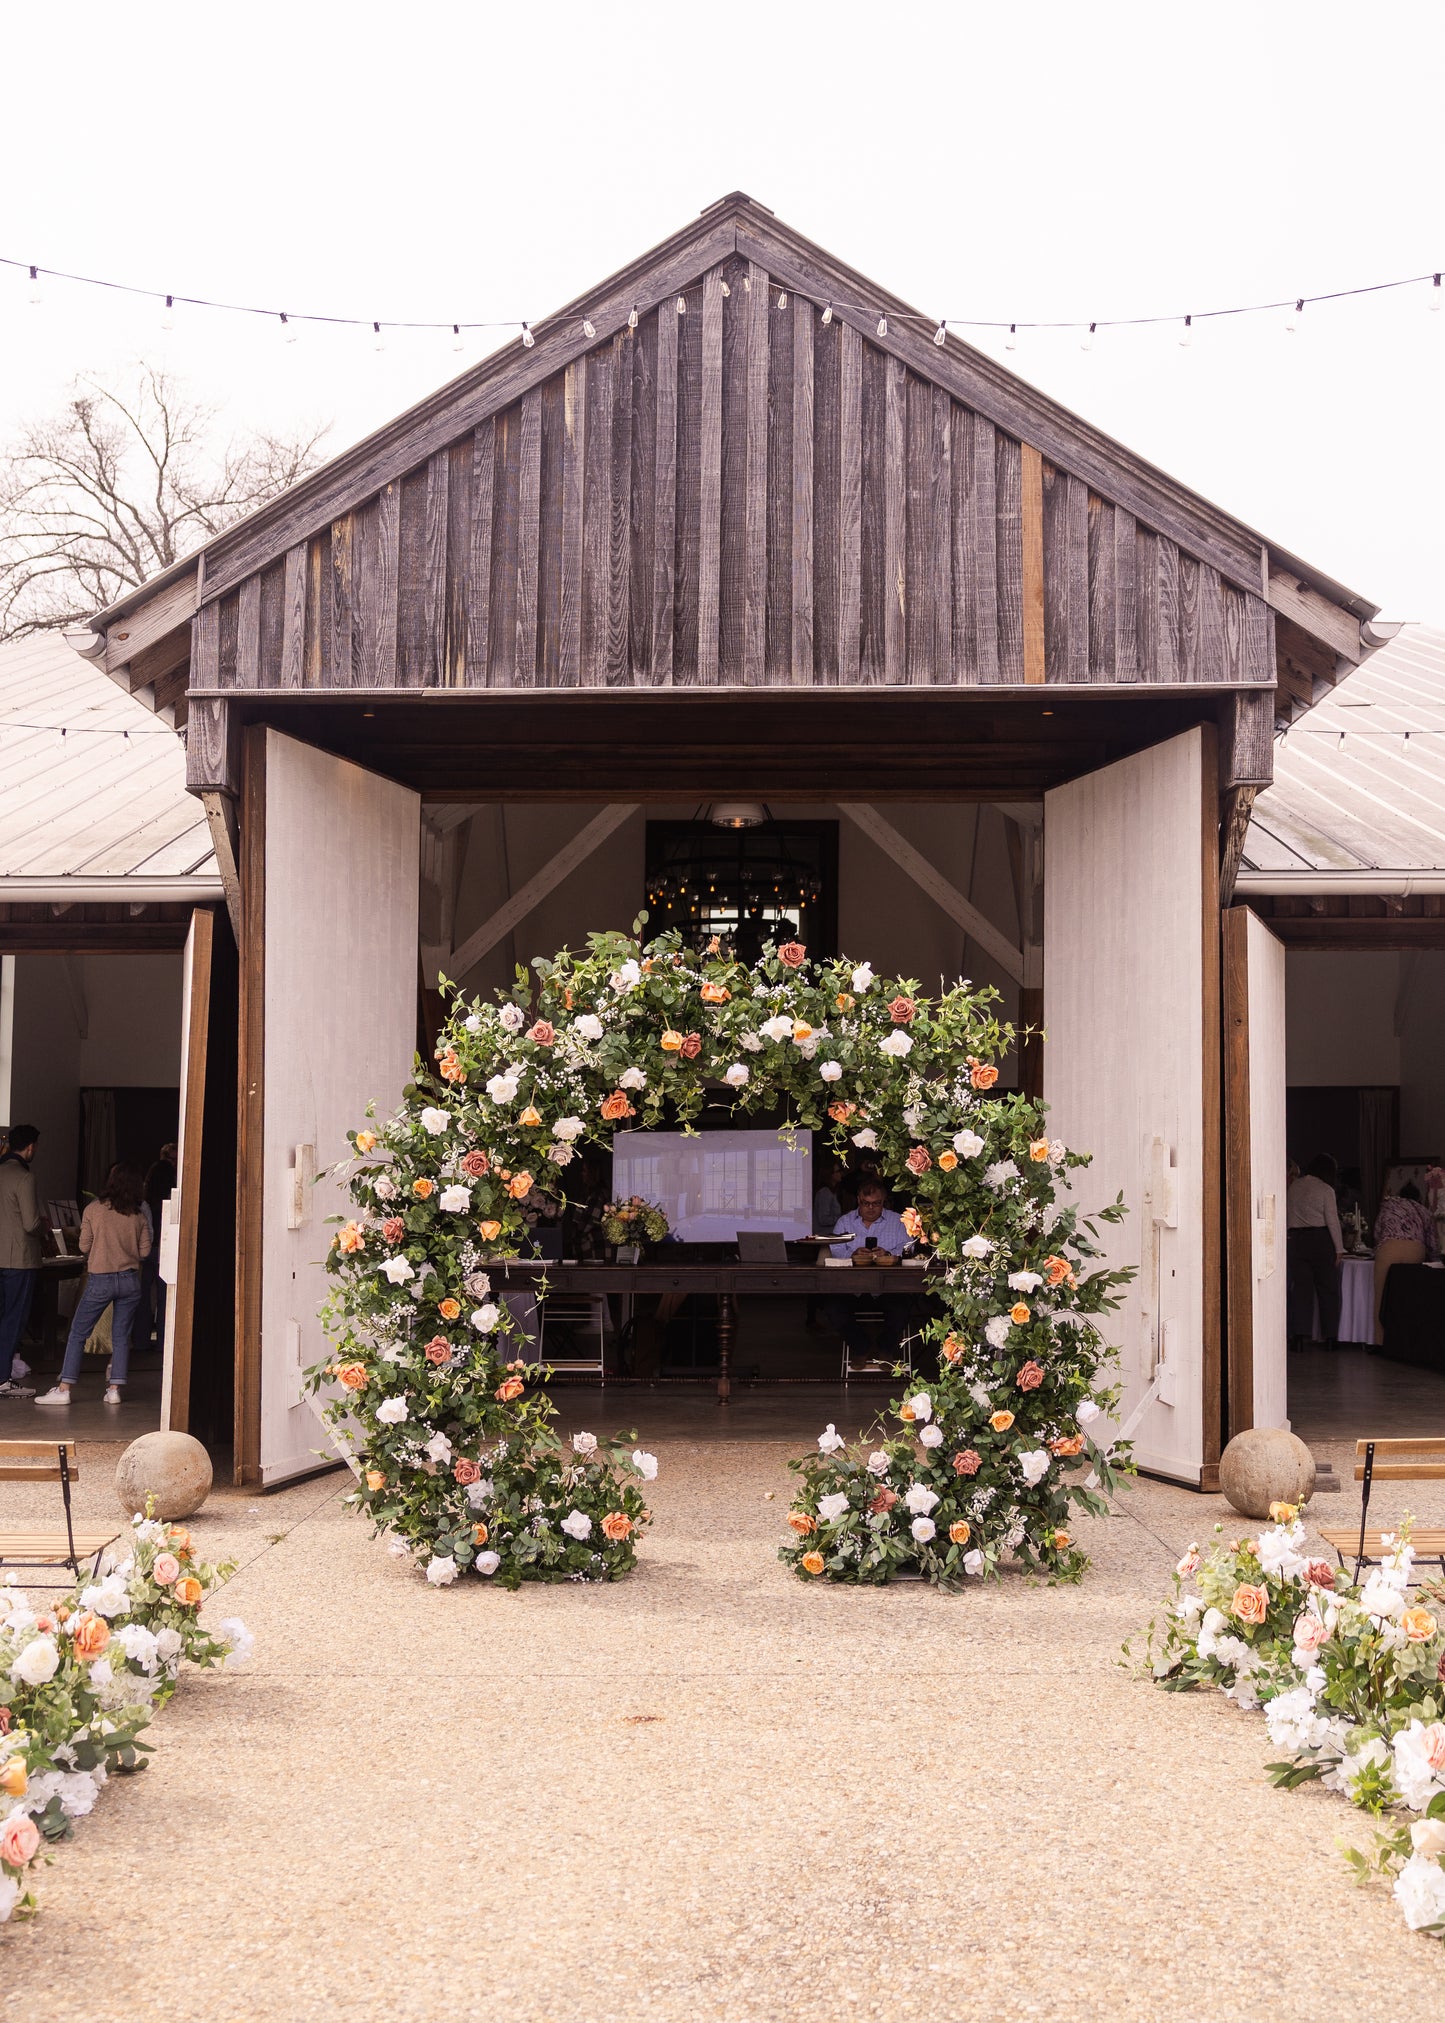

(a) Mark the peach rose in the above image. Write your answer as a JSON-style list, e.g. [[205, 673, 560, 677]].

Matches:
[[424, 1337, 451, 1366], [508, 1171, 534, 1199], [412, 1177, 435, 1200], [336, 1221, 366, 1255], [777, 942, 807, 968], [940, 1333, 964, 1364], [1403, 1607, 1439, 1644], [454, 1457, 481, 1486], [496, 1376, 525, 1402], [601, 1512, 634, 1541], [173, 1576, 204, 1607], [898, 1400, 916, 1423], [477, 1219, 503, 1242], [472, 1523, 489, 1546], [1029, 1137, 1051, 1162], [1015, 1360, 1044, 1391], [1043, 1254, 1073, 1287], [600, 1092, 634, 1121], [706, 936, 722, 955], [382, 1216, 406, 1243], [438, 1050, 466, 1083], [660, 1029, 684, 1053], [869, 1486, 899, 1513], [1053, 1531, 1072, 1550], [1305, 1560, 1336, 1589], [460, 1150, 489, 1178], [953, 1449, 981, 1476], [827, 1100, 856, 1123], [1268, 1500, 1298, 1525], [335, 1362, 369, 1392], [365, 1470, 386, 1492], [835, 992, 855, 1012], [968, 1058, 999, 1091], [355, 1131, 378, 1154], [0, 1757, 26, 1799], [1009, 1302, 1030, 1324], [1050, 1433, 1086, 1457], [152, 1553, 181, 1585], [905, 1145, 932, 1176], [1418, 1724, 1445, 1772], [887, 995, 916, 1025], [1230, 1582, 1269, 1627], [679, 1032, 703, 1059], [527, 1021, 556, 1046], [1293, 1613, 1329, 1653], [71, 1612, 110, 1658], [989, 1411, 1015, 1433], [168, 1527, 191, 1550], [937, 1150, 958, 1172], [700, 982, 731, 1005], [901, 1206, 926, 1241], [1176, 1545, 1201, 1577], [800, 1550, 825, 1575], [438, 1297, 462, 1321], [787, 1511, 816, 1535], [518, 1106, 543, 1128], [949, 1520, 971, 1546], [0, 1813, 39, 1868]]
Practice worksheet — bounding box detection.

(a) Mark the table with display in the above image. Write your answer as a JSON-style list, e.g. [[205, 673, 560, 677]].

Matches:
[[494, 1257, 941, 1401]]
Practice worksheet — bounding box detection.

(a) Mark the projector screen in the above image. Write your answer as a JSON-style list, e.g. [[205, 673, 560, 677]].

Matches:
[[610, 1129, 815, 1241]]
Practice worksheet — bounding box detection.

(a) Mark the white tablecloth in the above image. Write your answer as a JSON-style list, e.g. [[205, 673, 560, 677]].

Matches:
[[1338, 1255, 1374, 1344]]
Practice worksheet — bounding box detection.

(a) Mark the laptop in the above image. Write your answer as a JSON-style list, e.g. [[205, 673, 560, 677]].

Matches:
[[736, 1230, 789, 1263]]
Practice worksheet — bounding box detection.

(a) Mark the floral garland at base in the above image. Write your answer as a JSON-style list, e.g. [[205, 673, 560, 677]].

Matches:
[[1131, 1515, 1445, 1943], [1, 1513, 251, 1924]]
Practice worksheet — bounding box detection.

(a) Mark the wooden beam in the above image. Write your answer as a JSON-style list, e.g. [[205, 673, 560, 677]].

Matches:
[[445, 804, 639, 979], [167, 906, 214, 1434], [1219, 783, 1260, 908], [1265, 568, 1362, 665], [837, 802, 1026, 983], [200, 790, 243, 943], [1021, 445, 1046, 684], [105, 565, 199, 674], [236, 727, 267, 1485]]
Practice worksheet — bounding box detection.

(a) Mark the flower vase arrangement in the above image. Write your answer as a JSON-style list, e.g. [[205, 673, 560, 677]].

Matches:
[[1131, 1514, 1445, 1943], [600, 1196, 669, 1249], [0, 1510, 250, 1924]]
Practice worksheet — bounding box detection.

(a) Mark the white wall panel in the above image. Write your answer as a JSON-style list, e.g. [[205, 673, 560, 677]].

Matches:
[[1246, 910, 1289, 1429]]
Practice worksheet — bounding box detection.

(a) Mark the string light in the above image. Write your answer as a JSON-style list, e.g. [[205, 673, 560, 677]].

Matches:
[[372, 320, 385, 352], [933, 320, 947, 346], [27, 265, 40, 305], [452, 324, 464, 352], [1005, 323, 1018, 350], [676, 296, 686, 316], [719, 280, 730, 298], [821, 304, 832, 326], [280, 312, 296, 344], [627, 305, 639, 330], [521, 322, 535, 347], [1179, 314, 1192, 349], [1081, 322, 1096, 352], [1433, 274, 1442, 313], [876, 314, 888, 337], [1285, 297, 1303, 334], [776, 290, 787, 310], [161, 294, 175, 332], [581, 317, 595, 337]]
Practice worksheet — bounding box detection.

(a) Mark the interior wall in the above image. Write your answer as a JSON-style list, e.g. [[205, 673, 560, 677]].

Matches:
[[1283, 948, 1445, 1159], [1397, 951, 1445, 1155]]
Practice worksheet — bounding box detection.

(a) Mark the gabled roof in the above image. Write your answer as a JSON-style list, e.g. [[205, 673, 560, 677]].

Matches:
[[94, 193, 1376, 702]]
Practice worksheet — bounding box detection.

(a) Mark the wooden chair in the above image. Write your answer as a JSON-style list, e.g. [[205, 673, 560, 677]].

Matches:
[[1317, 1438, 1445, 1583], [0, 1441, 121, 1587]]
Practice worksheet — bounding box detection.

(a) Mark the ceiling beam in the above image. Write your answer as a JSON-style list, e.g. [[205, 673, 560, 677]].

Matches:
[[444, 804, 639, 982], [838, 802, 1026, 984]]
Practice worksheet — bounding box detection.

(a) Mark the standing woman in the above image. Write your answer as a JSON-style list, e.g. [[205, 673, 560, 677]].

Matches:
[[1286, 1152, 1343, 1348], [36, 1164, 151, 1407]]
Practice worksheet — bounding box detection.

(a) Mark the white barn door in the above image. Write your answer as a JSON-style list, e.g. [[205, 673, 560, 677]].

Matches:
[[255, 730, 419, 1484], [1224, 906, 1288, 1433], [1043, 726, 1220, 1487]]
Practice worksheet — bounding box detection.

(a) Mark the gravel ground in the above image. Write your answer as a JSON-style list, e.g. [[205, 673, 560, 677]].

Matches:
[[2, 1422, 1442, 2022]]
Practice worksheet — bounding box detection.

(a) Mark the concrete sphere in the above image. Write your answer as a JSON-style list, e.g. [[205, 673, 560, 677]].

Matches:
[[115, 1431, 213, 1521], [1218, 1426, 1317, 1520]]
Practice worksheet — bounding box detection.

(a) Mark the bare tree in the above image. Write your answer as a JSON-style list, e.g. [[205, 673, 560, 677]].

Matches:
[[0, 364, 328, 636]]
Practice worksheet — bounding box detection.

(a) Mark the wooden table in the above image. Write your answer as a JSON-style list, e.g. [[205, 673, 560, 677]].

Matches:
[[494, 1260, 940, 1402]]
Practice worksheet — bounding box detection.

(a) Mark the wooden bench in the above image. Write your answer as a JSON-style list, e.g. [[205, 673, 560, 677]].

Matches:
[[0, 1441, 121, 1585], [1317, 1438, 1445, 1583]]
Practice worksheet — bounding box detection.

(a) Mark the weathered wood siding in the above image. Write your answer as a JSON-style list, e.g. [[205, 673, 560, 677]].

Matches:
[[200, 257, 1274, 693]]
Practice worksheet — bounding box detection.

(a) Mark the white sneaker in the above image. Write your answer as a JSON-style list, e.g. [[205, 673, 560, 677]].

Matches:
[[34, 1386, 71, 1405], [0, 1378, 35, 1397], [103, 1385, 123, 1405]]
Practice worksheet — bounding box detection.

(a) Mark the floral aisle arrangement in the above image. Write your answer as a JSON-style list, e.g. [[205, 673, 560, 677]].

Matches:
[[0, 1512, 251, 1924], [600, 1196, 670, 1247], [1133, 1515, 1445, 1944], [316, 926, 1129, 1589]]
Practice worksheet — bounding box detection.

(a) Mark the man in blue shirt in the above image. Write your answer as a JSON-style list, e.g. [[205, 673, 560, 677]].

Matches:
[[824, 1178, 913, 1366]]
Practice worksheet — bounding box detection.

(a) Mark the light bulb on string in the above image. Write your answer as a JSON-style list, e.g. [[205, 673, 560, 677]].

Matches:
[[719, 280, 730, 298], [676, 297, 686, 316], [1005, 323, 1018, 351], [821, 304, 832, 326], [1432, 274, 1442, 314], [627, 306, 639, 330], [521, 322, 535, 347], [1284, 297, 1303, 335], [776, 290, 787, 310], [452, 324, 464, 353], [372, 321, 385, 353], [1081, 322, 1096, 352], [1179, 314, 1193, 349], [28, 265, 41, 306], [877, 314, 888, 337], [582, 317, 596, 337], [161, 294, 175, 332], [933, 320, 947, 346], [280, 312, 296, 343]]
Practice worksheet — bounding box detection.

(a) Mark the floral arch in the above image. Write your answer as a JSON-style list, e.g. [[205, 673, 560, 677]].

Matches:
[[312, 930, 1130, 1590]]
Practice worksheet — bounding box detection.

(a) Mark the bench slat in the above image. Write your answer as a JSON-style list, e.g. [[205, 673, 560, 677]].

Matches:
[[1352, 1464, 1445, 1481], [1354, 1437, 1445, 1454], [1319, 1528, 1445, 1553], [0, 1440, 78, 1460]]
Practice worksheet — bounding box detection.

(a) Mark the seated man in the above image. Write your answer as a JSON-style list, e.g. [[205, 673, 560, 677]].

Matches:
[[823, 1177, 913, 1364]]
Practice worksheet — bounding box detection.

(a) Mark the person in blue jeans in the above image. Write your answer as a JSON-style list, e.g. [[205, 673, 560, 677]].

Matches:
[[37, 1162, 151, 1407]]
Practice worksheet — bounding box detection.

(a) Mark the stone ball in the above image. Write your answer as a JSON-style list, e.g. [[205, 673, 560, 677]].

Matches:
[[1218, 1426, 1317, 1520], [115, 1432, 213, 1521]]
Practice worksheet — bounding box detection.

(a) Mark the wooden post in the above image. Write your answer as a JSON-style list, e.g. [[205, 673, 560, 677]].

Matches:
[[165, 908, 214, 1434], [235, 727, 267, 1485]]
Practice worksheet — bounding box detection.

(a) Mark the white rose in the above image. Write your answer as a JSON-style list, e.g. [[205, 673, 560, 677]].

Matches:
[[376, 1396, 408, 1425], [851, 963, 874, 991], [1410, 1818, 1445, 1857], [426, 1555, 459, 1586], [984, 1159, 1019, 1189], [817, 1424, 846, 1454], [1018, 1449, 1050, 1488], [438, 1185, 471, 1212], [724, 1063, 750, 1088], [909, 1393, 932, 1422], [547, 1143, 574, 1166], [962, 1549, 986, 1576], [115, 1624, 159, 1672], [11, 1635, 60, 1687], [985, 1315, 1011, 1349], [904, 1484, 939, 1515], [499, 1004, 525, 1033], [953, 1130, 985, 1158], [612, 959, 642, 992], [1008, 1270, 1043, 1292], [961, 1235, 993, 1259], [373, 1177, 397, 1201], [464, 1014, 482, 1033], [471, 1304, 502, 1333], [818, 1493, 851, 1523], [631, 1449, 659, 1481], [879, 1030, 913, 1058], [573, 1015, 604, 1041], [485, 1073, 520, 1105], [1076, 1400, 1103, 1427], [740, 1032, 764, 1052], [851, 1128, 878, 1150], [1394, 1851, 1445, 1932], [475, 1550, 501, 1576], [418, 1107, 449, 1136], [919, 1424, 944, 1449], [818, 1061, 843, 1082], [911, 1516, 936, 1542], [553, 1117, 585, 1141], [572, 1431, 598, 1456], [760, 1014, 793, 1043], [619, 1066, 647, 1091], [380, 1256, 415, 1285], [561, 1510, 592, 1541], [424, 1432, 453, 1465], [154, 1626, 184, 1662], [466, 1478, 493, 1508], [1360, 1575, 1405, 1622], [217, 1619, 254, 1668], [865, 1451, 890, 1476]]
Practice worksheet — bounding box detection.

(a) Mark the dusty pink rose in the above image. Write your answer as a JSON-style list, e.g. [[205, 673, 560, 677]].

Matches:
[[0, 1813, 39, 1867], [952, 1449, 981, 1477], [460, 1150, 489, 1178], [382, 1216, 406, 1243], [905, 1145, 931, 1176], [152, 1552, 180, 1586], [1015, 1360, 1044, 1392], [453, 1457, 481, 1486], [679, 1032, 703, 1059], [887, 995, 916, 1025], [777, 942, 807, 969], [1292, 1613, 1329, 1654], [527, 1020, 556, 1046], [868, 1487, 899, 1514], [1305, 1560, 1336, 1589]]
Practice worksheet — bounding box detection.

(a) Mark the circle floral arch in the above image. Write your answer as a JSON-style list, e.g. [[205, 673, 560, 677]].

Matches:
[[312, 929, 1130, 1590]]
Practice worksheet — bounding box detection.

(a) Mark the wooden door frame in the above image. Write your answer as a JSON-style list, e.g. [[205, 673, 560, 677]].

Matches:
[[1200, 726, 1224, 1490], [164, 906, 214, 1432], [235, 726, 267, 1484]]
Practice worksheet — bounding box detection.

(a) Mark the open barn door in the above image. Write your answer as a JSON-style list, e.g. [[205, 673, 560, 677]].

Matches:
[[1043, 725, 1221, 1487], [238, 729, 419, 1486], [159, 906, 214, 1433], [1223, 905, 1288, 1435]]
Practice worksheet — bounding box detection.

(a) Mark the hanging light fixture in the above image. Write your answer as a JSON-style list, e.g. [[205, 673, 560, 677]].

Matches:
[[704, 802, 771, 829]]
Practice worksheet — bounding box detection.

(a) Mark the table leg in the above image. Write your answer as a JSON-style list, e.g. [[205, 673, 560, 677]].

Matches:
[[716, 1291, 734, 1404]]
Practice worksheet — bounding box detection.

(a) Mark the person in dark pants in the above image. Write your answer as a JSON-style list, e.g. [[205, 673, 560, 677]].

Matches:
[[823, 1178, 914, 1364], [0, 1125, 45, 1396], [1286, 1151, 1343, 1346]]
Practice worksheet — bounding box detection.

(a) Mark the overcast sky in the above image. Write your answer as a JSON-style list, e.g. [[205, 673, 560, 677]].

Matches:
[[3, 0, 1441, 619]]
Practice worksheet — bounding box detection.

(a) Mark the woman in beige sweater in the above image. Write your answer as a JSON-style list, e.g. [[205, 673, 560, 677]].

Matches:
[[37, 1164, 151, 1407]]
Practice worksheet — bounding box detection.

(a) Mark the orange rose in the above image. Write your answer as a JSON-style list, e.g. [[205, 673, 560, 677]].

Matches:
[[71, 1612, 110, 1658], [412, 1177, 435, 1200], [937, 1150, 958, 1172], [949, 1520, 971, 1545], [800, 1550, 825, 1575], [472, 1522, 489, 1546], [1053, 1531, 1072, 1550], [0, 1757, 26, 1799], [777, 942, 807, 968], [990, 1410, 1015, 1433], [940, 1333, 964, 1363], [827, 1101, 856, 1123], [335, 1361, 369, 1391], [660, 1029, 684, 1053], [173, 1576, 204, 1607], [496, 1376, 525, 1402], [600, 1092, 634, 1121], [477, 1220, 502, 1242], [365, 1469, 386, 1491], [899, 1400, 917, 1422], [953, 1449, 981, 1476], [601, 1512, 634, 1541], [336, 1221, 366, 1255], [438, 1297, 461, 1321], [382, 1216, 406, 1243], [680, 1032, 703, 1059], [1230, 1583, 1269, 1627], [1050, 1433, 1086, 1457], [1403, 1607, 1438, 1643], [791, 1022, 813, 1043], [168, 1527, 191, 1551], [507, 1171, 534, 1199], [835, 992, 855, 1011], [869, 1486, 899, 1513], [438, 1050, 466, 1084], [1029, 1137, 1051, 1162], [355, 1131, 378, 1154], [700, 982, 730, 1004], [1009, 1302, 1030, 1325], [1043, 1254, 1073, 1287], [968, 1057, 999, 1091], [901, 1206, 926, 1240], [518, 1105, 542, 1128], [527, 1021, 556, 1046], [788, 1511, 817, 1535]]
